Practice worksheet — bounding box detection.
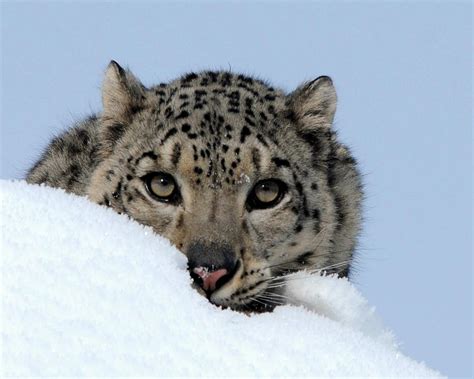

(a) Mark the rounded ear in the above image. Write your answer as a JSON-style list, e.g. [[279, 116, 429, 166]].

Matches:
[[102, 60, 146, 122], [100, 61, 146, 157], [287, 76, 337, 130]]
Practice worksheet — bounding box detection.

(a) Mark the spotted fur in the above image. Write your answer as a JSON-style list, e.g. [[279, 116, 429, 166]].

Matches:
[[27, 61, 363, 312]]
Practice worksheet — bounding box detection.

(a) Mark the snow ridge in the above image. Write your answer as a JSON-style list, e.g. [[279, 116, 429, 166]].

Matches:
[[0, 180, 441, 377]]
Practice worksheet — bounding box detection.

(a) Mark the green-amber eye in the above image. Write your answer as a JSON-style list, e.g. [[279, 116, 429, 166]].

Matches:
[[144, 172, 179, 202], [247, 179, 287, 210], [254, 180, 280, 203]]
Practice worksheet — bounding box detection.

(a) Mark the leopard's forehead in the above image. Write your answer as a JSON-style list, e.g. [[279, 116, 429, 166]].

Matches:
[[125, 71, 299, 188], [151, 71, 287, 125]]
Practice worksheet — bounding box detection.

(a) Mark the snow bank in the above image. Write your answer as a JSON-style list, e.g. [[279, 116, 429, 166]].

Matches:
[[0, 180, 441, 377]]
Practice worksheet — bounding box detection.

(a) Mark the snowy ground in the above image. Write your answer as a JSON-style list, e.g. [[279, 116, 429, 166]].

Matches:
[[0, 180, 442, 377]]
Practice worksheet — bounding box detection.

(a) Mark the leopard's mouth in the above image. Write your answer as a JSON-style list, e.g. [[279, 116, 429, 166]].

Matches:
[[207, 265, 285, 313]]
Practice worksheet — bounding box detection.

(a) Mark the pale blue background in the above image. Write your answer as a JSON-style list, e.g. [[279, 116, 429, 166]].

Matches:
[[1, 2, 472, 377]]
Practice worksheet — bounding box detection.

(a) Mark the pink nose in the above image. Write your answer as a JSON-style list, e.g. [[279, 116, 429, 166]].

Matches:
[[193, 267, 229, 292]]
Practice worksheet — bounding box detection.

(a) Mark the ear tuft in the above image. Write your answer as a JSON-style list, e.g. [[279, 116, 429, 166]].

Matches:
[[102, 60, 146, 122], [288, 76, 337, 130]]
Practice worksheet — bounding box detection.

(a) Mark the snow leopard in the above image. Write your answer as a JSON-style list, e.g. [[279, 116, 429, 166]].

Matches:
[[27, 61, 363, 312]]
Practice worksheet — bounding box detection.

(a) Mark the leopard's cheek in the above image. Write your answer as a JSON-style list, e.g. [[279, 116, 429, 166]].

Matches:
[[246, 204, 299, 256]]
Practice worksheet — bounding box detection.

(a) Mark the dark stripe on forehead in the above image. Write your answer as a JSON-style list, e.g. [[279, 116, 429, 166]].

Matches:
[[171, 143, 182, 167], [251, 148, 261, 171], [161, 127, 178, 144]]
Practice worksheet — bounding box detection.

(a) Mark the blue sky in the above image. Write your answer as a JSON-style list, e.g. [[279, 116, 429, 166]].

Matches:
[[1, 2, 472, 376]]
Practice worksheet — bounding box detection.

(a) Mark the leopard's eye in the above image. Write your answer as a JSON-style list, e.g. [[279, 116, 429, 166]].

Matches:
[[143, 172, 179, 203], [247, 179, 287, 210]]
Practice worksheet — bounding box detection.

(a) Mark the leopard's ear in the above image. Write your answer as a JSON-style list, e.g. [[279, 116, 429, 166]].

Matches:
[[102, 60, 146, 122], [287, 76, 337, 130], [100, 61, 146, 157]]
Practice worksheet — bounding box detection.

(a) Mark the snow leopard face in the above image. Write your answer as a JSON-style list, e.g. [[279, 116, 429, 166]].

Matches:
[[30, 61, 363, 312]]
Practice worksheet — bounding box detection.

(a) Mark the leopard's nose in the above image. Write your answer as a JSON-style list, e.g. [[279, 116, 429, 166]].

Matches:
[[193, 267, 229, 292], [186, 241, 238, 294]]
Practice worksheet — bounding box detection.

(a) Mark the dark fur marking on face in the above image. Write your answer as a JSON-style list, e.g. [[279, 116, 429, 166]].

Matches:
[[175, 110, 190, 120], [297, 130, 326, 168], [164, 107, 174, 119], [176, 213, 184, 228], [295, 181, 303, 194], [334, 195, 345, 230], [194, 166, 203, 175], [171, 143, 182, 166], [220, 158, 226, 172], [251, 148, 261, 171], [256, 134, 269, 147], [105, 123, 126, 144], [244, 117, 256, 127], [112, 180, 123, 201], [139, 151, 158, 162], [181, 123, 191, 133], [272, 157, 290, 168], [182, 72, 198, 82], [103, 196, 111, 207], [162, 128, 178, 143], [240, 126, 251, 143], [296, 251, 313, 265]]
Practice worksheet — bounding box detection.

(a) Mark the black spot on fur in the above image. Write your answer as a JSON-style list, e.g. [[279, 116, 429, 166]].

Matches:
[[194, 166, 203, 175], [240, 126, 251, 143], [181, 123, 191, 132], [272, 157, 290, 168], [175, 110, 190, 120]]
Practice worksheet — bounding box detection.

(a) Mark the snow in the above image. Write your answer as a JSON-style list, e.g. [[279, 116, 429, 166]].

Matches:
[[0, 180, 442, 377]]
